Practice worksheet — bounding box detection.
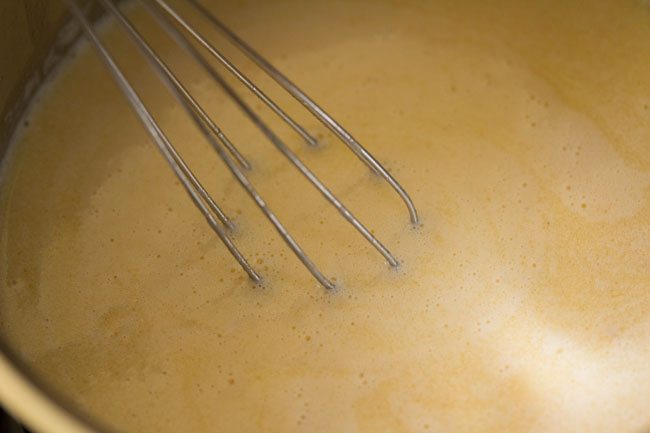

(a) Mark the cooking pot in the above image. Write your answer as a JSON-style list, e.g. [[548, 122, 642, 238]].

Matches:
[[0, 3, 111, 432], [2, 2, 650, 433]]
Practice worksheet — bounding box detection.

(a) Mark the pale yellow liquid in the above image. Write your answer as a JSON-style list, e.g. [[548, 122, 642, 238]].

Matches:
[[2, 1, 650, 432]]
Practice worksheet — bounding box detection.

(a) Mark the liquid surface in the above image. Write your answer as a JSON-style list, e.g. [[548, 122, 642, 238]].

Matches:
[[2, 1, 650, 432]]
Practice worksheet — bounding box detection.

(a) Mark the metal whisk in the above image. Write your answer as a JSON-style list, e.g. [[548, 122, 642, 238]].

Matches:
[[65, 0, 419, 289]]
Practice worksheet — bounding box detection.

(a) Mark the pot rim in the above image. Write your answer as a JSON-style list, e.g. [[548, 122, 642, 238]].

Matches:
[[0, 340, 112, 433]]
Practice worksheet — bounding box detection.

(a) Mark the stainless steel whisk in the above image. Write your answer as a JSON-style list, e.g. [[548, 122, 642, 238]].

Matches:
[[65, 0, 419, 289]]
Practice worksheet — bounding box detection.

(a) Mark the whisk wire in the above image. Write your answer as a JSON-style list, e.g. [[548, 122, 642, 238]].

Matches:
[[96, 0, 338, 289], [66, 0, 419, 289], [152, 0, 320, 148], [140, 0, 399, 266], [182, 0, 420, 226], [64, 0, 261, 282], [140, 0, 278, 165]]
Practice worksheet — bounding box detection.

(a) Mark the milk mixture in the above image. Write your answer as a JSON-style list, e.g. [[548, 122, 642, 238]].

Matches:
[[1, 1, 650, 432]]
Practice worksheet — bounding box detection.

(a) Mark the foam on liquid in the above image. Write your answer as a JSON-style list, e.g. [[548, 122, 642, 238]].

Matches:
[[1, 1, 650, 432]]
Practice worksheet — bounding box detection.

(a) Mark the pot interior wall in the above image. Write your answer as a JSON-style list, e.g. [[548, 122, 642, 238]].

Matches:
[[0, 0, 69, 157]]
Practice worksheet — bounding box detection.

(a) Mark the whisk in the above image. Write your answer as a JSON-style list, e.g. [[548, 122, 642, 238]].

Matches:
[[65, 0, 419, 289]]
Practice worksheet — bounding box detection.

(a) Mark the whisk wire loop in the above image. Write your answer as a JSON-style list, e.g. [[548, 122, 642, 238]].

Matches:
[[65, 0, 419, 289], [182, 0, 420, 226], [64, 0, 261, 282]]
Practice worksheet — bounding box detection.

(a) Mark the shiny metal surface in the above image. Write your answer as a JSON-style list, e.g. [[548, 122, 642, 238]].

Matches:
[[65, 0, 416, 289], [182, 0, 420, 225], [0, 0, 417, 429]]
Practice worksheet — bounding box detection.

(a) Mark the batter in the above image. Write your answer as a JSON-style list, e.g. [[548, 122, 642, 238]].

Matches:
[[1, 1, 650, 432]]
